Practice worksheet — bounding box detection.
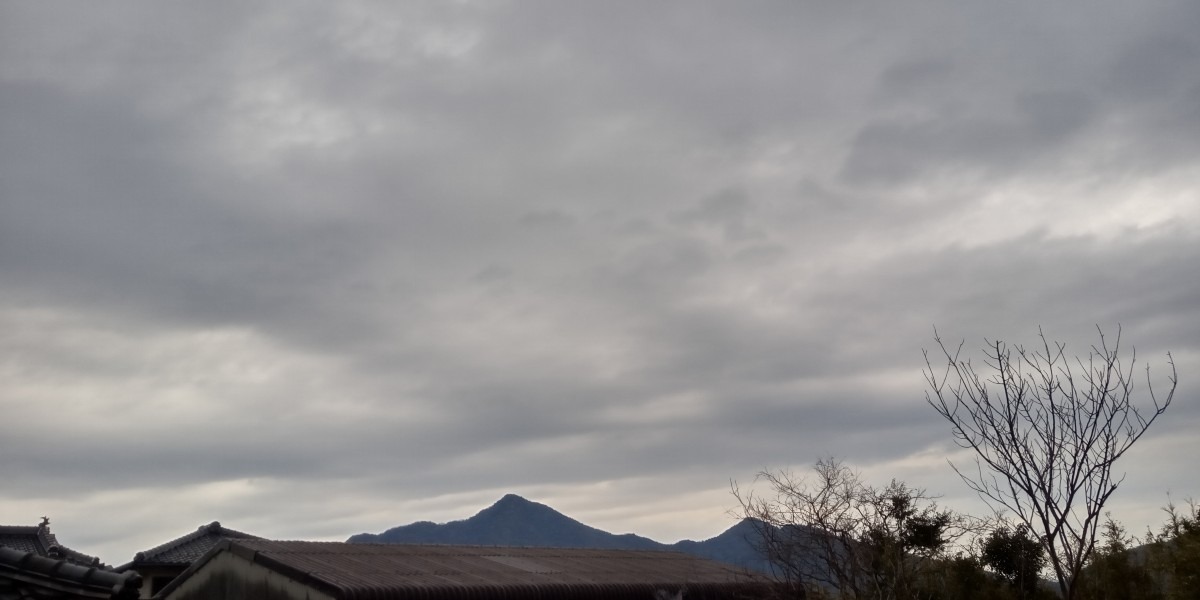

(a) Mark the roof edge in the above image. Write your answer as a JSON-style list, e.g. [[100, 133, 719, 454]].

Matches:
[[0, 522, 104, 567], [148, 539, 231, 599], [157, 540, 784, 600], [0, 545, 141, 599], [151, 539, 344, 600], [119, 521, 261, 570]]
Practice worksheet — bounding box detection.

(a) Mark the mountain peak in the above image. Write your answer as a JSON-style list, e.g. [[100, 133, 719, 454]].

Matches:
[[479, 494, 557, 519], [347, 497, 770, 572], [494, 493, 534, 507], [349, 494, 665, 551]]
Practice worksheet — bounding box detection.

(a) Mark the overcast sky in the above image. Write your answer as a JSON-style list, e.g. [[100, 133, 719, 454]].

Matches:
[[2, 1, 1197, 565]]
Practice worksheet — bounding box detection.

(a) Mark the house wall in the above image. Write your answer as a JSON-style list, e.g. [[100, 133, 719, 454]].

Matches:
[[162, 551, 334, 600], [131, 566, 184, 599]]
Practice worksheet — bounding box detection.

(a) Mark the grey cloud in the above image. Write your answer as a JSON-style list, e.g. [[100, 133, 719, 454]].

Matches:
[[875, 59, 957, 100], [519, 209, 576, 228], [1016, 90, 1096, 141], [1108, 32, 1200, 102], [2, 0, 1198, 564], [674, 190, 767, 243], [838, 102, 1095, 186]]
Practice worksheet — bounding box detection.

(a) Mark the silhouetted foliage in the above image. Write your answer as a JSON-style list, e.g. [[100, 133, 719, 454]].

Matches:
[[982, 524, 1048, 599], [1077, 515, 1162, 600], [1072, 499, 1200, 600], [1145, 499, 1200, 600], [926, 554, 1024, 600]]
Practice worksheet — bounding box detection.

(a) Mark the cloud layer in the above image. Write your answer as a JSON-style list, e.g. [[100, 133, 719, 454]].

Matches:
[[2, 1, 1197, 562]]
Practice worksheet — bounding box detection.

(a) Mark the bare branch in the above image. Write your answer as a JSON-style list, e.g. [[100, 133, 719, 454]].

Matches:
[[734, 458, 977, 599], [923, 326, 1176, 600]]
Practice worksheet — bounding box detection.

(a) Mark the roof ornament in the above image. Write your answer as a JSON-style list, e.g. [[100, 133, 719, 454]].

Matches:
[[40, 516, 50, 527]]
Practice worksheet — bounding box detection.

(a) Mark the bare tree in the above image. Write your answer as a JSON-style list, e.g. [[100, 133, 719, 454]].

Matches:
[[923, 327, 1176, 600], [734, 458, 971, 599]]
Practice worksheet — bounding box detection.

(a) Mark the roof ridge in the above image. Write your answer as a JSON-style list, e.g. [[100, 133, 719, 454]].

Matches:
[[129, 521, 261, 563], [0, 525, 40, 534], [36, 521, 59, 551], [0, 520, 102, 567], [132, 521, 219, 562]]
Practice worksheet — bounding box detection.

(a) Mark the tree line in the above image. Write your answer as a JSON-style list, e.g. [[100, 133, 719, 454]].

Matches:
[[735, 327, 1189, 599]]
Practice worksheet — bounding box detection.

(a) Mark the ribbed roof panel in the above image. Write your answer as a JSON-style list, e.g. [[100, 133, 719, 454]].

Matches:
[[222, 540, 776, 600]]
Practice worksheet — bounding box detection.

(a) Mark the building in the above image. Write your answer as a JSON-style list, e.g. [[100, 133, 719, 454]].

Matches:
[[0, 520, 141, 600], [0, 546, 143, 600], [158, 540, 783, 600], [116, 521, 260, 598], [0, 519, 103, 567]]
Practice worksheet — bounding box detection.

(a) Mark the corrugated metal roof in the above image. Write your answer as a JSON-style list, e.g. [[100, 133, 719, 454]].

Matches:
[[168, 540, 779, 600]]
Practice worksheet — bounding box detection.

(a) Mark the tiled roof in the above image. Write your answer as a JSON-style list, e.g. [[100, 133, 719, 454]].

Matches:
[[0, 545, 141, 600], [0, 523, 101, 567], [162, 540, 780, 600], [118, 522, 260, 569]]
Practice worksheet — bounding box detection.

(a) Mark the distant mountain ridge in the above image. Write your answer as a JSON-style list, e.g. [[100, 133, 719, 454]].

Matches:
[[348, 494, 772, 573]]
